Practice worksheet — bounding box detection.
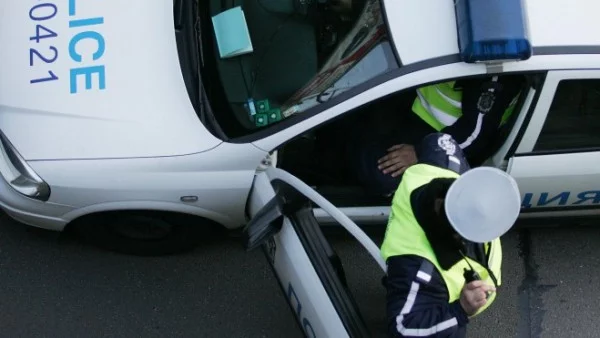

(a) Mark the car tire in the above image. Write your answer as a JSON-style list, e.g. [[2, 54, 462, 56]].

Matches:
[[70, 211, 221, 256]]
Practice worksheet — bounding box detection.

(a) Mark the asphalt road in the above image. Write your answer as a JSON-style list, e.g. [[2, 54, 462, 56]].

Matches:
[[0, 211, 599, 338]]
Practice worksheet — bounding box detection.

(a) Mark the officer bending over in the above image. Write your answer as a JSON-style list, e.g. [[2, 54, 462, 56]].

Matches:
[[380, 133, 521, 337], [350, 75, 524, 196]]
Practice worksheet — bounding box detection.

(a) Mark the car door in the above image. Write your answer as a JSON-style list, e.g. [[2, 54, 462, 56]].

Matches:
[[244, 166, 386, 338], [504, 70, 600, 218]]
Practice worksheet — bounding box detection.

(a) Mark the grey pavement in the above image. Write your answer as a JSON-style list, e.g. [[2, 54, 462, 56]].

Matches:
[[0, 211, 599, 338]]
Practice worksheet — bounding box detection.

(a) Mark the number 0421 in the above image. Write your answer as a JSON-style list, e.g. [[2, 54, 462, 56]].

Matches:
[[29, 2, 59, 84]]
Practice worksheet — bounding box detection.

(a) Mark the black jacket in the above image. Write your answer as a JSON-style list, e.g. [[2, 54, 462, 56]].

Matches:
[[441, 75, 525, 161]]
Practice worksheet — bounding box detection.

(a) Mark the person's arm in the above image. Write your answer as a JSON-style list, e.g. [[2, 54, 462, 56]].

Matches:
[[385, 255, 469, 338], [441, 76, 524, 159]]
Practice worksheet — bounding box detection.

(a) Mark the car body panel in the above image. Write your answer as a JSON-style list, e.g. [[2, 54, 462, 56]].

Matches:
[[0, 0, 598, 242], [246, 168, 385, 337], [246, 171, 351, 338], [0, 0, 221, 160], [506, 70, 600, 212], [8, 142, 267, 229], [383, 0, 600, 66], [508, 153, 600, 210]]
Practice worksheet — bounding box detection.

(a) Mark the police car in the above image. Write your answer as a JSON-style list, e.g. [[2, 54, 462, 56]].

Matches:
[[0, 0, 599, 257]]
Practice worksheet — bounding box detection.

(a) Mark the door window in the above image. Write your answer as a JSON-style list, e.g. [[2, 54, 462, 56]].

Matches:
[[533, 79, 600, 152]]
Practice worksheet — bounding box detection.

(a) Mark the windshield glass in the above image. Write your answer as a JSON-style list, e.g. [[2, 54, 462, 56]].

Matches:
[[199, 0, 399, 138]]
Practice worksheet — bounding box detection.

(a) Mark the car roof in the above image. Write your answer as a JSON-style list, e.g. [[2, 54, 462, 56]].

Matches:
[[382, 0, 600, 65]]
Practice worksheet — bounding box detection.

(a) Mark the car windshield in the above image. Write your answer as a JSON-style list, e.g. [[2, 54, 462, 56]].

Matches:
[[196, 0, 400, 138]]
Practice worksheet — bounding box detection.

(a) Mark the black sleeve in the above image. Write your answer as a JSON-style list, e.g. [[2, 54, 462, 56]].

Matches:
[[385, 255, 469, 338], [441, 76, 524, 159]]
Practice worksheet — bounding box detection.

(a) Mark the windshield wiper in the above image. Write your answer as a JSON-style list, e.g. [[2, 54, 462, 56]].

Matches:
[[191, 0, 228, 139], [174, 0, 228, 139], [192, 1, 212, 128], [194, 13, 205, 68], [174, 0, 206, 123]]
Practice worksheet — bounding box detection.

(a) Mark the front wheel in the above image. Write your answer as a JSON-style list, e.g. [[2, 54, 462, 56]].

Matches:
[[70, 211, 221, 256]]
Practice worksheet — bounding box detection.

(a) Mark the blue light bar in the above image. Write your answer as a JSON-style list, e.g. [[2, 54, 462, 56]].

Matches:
[[455, 0, 532, 63]]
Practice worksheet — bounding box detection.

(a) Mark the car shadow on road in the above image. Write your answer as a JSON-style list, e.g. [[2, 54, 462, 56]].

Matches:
[[0, 211, 300, 338], [0, 211, 236, 256]]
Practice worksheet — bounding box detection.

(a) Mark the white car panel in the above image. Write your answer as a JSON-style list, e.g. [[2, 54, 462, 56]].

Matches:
[[508, 152, 600, 210], [383, 0, 600, 66], [507, 69, 600, 212], [0, 0, 221, 160], [17, 142, 267, 229], [272, 220, 349, 338], [248, 170, 350, 338], [0, 182, 73, 231], [525, 0, 600, 47], [501, 55, 600, 74], [0, 0, 598, 255], [382, 0, 459, 65]]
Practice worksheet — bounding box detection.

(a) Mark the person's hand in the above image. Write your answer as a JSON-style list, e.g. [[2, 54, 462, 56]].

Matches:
[[377, 144, 417, 177], [459, 281, 496, 316]]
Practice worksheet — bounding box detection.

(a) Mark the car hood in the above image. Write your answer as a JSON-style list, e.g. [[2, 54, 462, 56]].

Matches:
[[0, 0, 221, 160]]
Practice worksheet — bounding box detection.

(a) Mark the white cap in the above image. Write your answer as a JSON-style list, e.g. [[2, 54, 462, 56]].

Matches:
[[444, 167, 521, 243]]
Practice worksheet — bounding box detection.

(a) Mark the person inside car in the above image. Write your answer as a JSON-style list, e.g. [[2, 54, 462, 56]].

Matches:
[[348, 74, 525, 196], [380, 132, 521, 338]]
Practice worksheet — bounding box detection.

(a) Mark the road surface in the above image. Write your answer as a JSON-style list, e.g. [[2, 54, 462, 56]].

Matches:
[[0, 211, 598, 338]]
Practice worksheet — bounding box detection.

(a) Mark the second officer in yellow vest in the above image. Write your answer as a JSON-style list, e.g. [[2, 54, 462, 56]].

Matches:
[[381, 132, 521, 338], [349, 75, 525, 197]]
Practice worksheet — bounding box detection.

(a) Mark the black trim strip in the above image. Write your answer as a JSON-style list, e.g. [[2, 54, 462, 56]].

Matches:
[[515, 214, 600, 228], [520, 204, 600, 214], [231, 45, 600, 144], [226, 44, 600, 145], [230, 54, 461, 144], [533, 46, 600, 56], [513, 147, 600, 157], [504, 73, 547, 158], [206, 44, 599, 142]]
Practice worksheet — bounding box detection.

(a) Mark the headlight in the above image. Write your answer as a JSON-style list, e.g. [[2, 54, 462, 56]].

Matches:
[[0, 130, 50, 201]]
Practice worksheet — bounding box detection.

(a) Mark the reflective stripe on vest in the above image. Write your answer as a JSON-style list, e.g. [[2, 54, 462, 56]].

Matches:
[[411, 81, 519, 131], [380, 163, 503, 317]]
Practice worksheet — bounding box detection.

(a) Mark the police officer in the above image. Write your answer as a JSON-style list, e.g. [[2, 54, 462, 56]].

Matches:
[[351, 75, 524, 196], [381, 132, 521, 338]]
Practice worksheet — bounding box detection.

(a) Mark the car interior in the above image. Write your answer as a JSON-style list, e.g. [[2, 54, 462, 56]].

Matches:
[[200, 0, 374, 138], [276, 74, 539, 207], [197, 0, 541, 207]]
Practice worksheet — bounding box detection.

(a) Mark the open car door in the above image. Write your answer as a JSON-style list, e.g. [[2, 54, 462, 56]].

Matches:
[[244, 166, 386, 338]]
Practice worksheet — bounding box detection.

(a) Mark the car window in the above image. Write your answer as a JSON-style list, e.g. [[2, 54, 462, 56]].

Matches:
[[533, 79, 600, 152], [200, 0, 399, 138]]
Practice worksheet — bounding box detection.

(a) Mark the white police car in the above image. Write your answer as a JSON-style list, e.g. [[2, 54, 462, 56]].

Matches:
[[0, 0, 599, 256]]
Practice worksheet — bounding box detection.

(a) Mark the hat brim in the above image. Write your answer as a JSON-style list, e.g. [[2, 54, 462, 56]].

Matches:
[[444, 167, 521, 243]]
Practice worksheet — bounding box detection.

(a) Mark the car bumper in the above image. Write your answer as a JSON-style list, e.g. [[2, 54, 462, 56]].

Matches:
[[0, 176, 73, 231], [0, 202, 67, 231]]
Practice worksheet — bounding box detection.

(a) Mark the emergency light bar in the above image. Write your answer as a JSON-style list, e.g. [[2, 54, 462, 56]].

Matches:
[[455, 0, 532, 63]]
